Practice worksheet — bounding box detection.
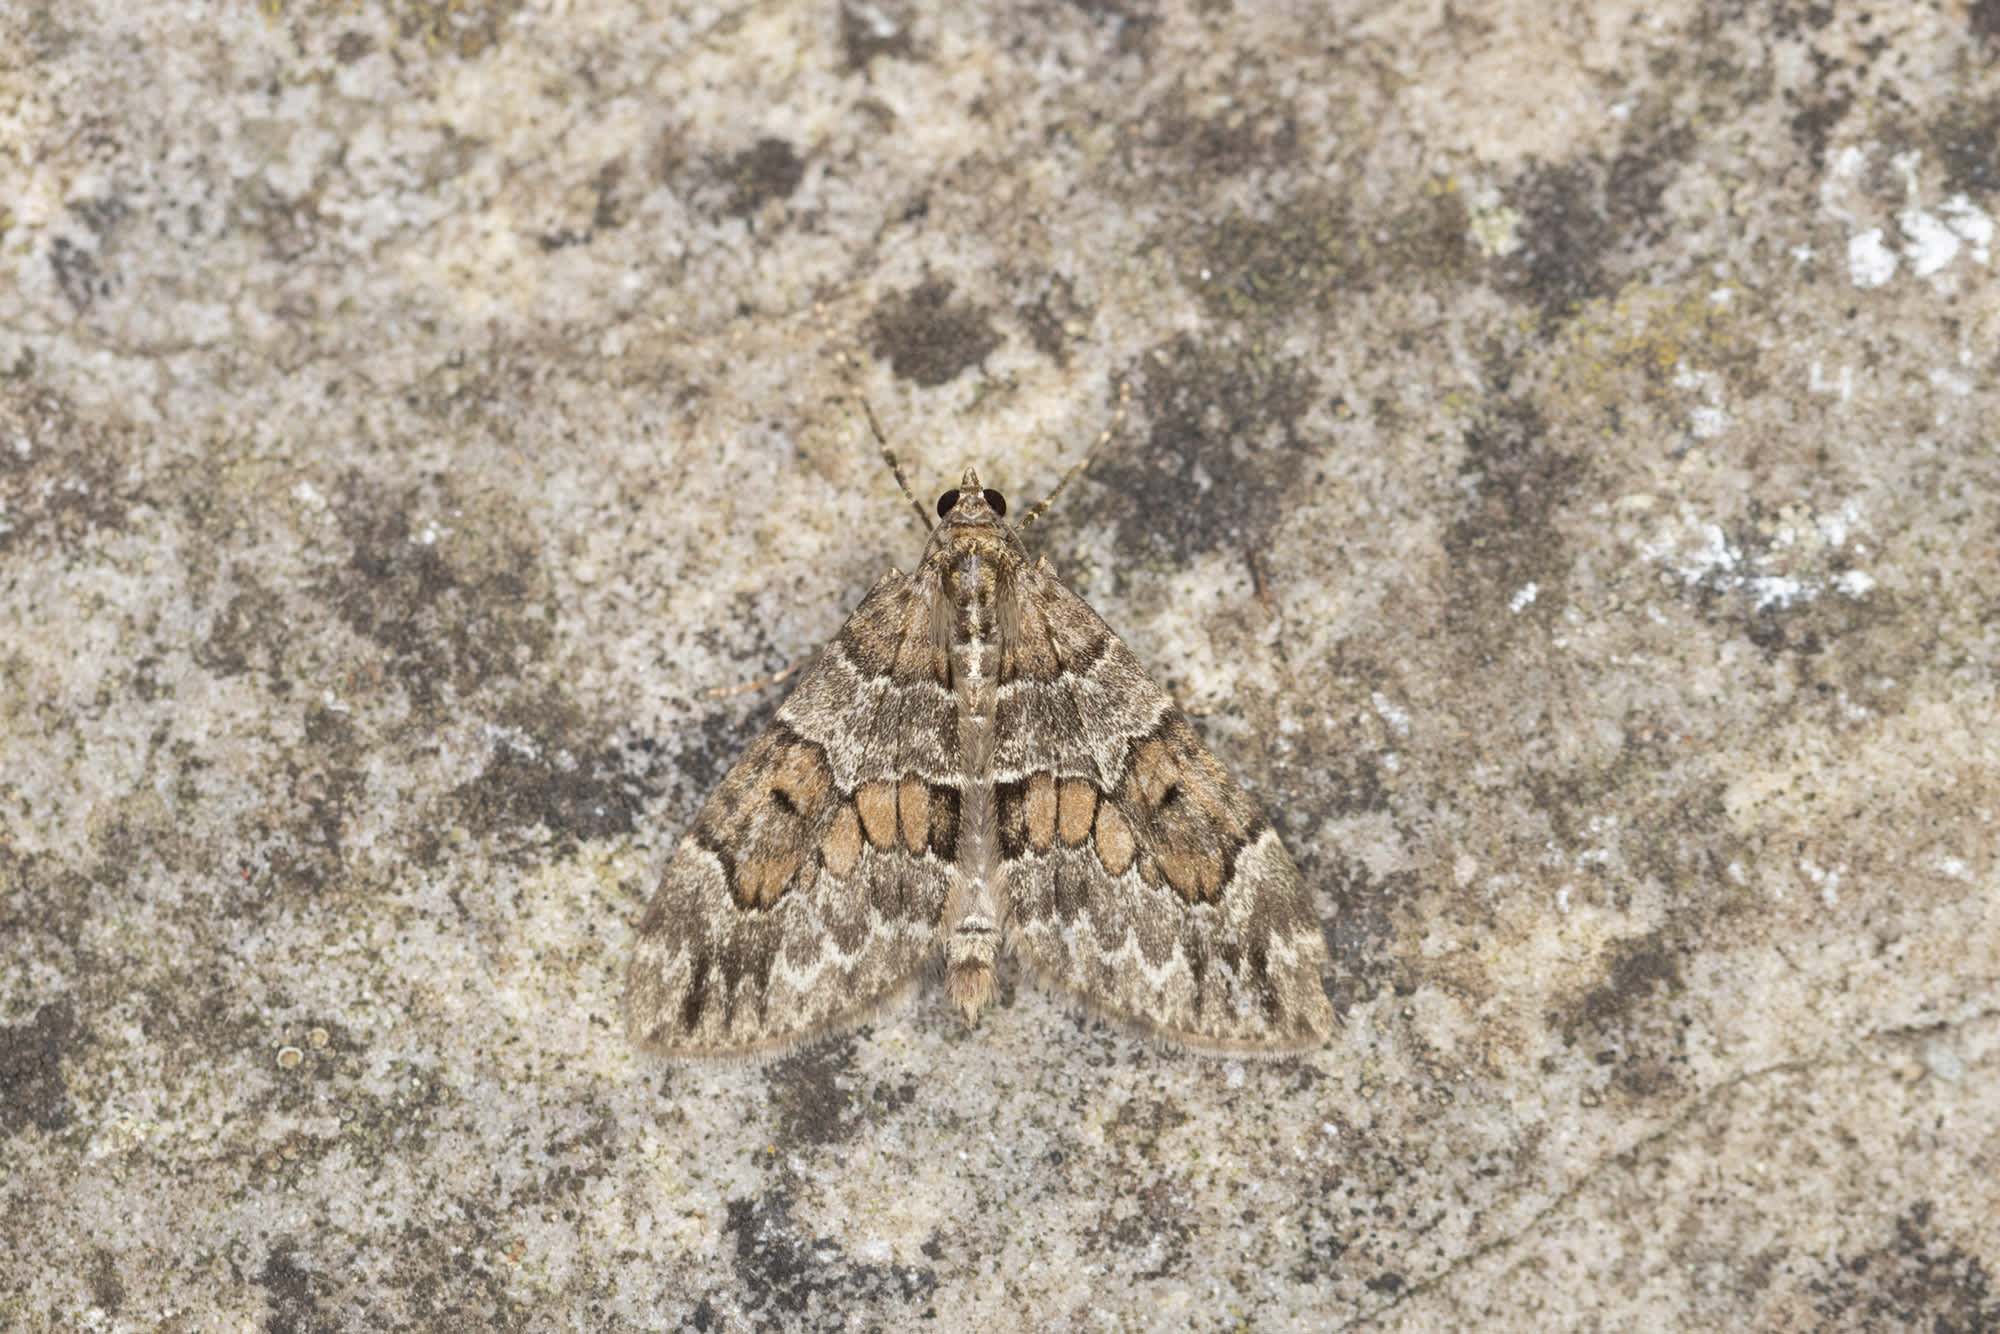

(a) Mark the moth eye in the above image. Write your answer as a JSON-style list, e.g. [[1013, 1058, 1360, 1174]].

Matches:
[[982, 489, 1006, 517], [935, 491, 957, 519]]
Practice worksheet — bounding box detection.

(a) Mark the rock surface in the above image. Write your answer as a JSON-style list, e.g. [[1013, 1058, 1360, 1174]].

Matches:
[[2, 1, 1996, 1328]]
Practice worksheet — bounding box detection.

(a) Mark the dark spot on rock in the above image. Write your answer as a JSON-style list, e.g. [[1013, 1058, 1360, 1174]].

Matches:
[[434, 686, 651, 861], [867, 279, 1003, 387], [87, 1247, 125, 1313], [1317, 853, 1400, 1014], [1080, 1163, 1196, 1278], [1018, 272, 1088, 368], [1973, 0, 2000, 44], [716, 1190, 938, 1328], [49, 237, 104, 312], [327, 476, 554, 719], [1148, 89, 1300, 177], [0, 1000, 79, 1135], [768, 1038, 858, 1146], [259, 1240, 339, 1334], [1497, 130, 1693, 323], [333, 29, 373, 63], [0, 386, 135, 554], [194, 579, 294, 690], [591, 159, 630, 231], [1194, 199, 1364, 320], [841, 2, 915, 69], [1443, 396, 1581, 632], [1809, 1201, 2000, 1329], [1931, 96, 2000, 198], [394, 0, 520, 59], [1560, 936, 1683, 1041], [1083, 335, 1317, 559], [1786, 51, 1852, 171], [725, 138, 806, 217]]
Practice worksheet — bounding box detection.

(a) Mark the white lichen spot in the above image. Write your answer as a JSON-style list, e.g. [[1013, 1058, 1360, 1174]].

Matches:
[[1468, 191, 1523, 258], [1748, 576, 1807, 611], [1370, 692, 1411, 737], [1922, 1041, 1964, 1083], [1816, 503, 1856, 549], [1688, 405, 1730, 438], [1899, 208, 1960, 277], [1942, 194, 1994, 264], [1847, 228, 1898, 288], [1799, 858, 1843, 907], [1808, 361, 1854, 401], [1680, 524, 1739, 583]]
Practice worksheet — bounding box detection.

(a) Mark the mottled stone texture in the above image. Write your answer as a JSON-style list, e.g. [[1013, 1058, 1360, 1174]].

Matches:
[[2, 1, 1996, 1329]]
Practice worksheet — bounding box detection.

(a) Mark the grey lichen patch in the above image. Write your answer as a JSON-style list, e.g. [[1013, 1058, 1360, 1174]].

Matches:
[[1494, 130, 1697, 325], [766, 1038, 863, 1148], [0, 1001, 79, 1136], [326, 474, 555, 719], [721, 138, 807, 219], [1554, 933, 1685, 1046], [258, 1240, 353, 1334], [840, 2, 917, 71], [706, 1190, 939, 1330], [1808, 1202, 2000, 1330], [1084, 335, 1318, 561], [1193, 201, 1365, 322], [191, 576, 296, 690], [0, 385, 136, 555], [1015, 271, 1091, 369], [1192, 183, 1471, 321], [1928, 94, 2000, 198], [866, 279, 1004, 387], [390, 0, 524, 59], [214, 701, 372, 912], [432, 684, 650, 862], [1443, 396, 1583, 634], [261, 1055, 455, 1180]]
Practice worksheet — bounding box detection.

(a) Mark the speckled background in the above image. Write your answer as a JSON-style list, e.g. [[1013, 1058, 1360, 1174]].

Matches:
[[3, 1, 1997, 1329]]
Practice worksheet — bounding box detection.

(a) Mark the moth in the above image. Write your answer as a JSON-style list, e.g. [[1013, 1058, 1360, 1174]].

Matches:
[[627, 431, 1335, 1060]]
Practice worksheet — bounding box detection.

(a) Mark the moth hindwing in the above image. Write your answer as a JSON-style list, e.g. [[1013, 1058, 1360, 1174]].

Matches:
[[626, 465, 1335, 1060]]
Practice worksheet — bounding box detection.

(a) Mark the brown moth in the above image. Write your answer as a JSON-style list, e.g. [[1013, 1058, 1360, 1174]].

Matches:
[[626, 456, 1335, 1060]]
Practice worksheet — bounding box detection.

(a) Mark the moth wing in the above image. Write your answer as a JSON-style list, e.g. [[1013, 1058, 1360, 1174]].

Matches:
[[626, 569, 960, 1060], [995, 562, 1335, 1054]]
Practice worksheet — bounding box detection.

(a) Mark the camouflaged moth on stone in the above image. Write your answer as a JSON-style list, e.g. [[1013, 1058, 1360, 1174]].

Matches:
[[626, 460, 1335, 1060]]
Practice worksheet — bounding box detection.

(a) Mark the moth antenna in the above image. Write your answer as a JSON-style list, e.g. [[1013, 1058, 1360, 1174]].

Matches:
[[862, 395, 934, 532], [1017, 379, 1130, 530]]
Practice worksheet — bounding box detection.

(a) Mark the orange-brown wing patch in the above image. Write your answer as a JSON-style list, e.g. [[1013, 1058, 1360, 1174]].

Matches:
[[688, 725, 839, 909], [856, 780, 897, 848]]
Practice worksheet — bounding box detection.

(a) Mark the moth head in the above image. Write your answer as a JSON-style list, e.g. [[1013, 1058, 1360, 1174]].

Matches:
[[935, 465, 1007, 522]]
